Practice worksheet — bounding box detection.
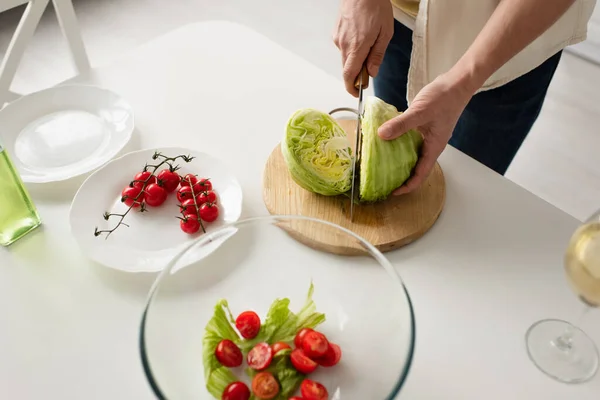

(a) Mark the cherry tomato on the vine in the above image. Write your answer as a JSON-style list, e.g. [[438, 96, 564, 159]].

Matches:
[[180, 174, 198, 187], [222, 381, 251, 400], [251, 372, 279, 400], [121, 186, 144, 208], [132, 171, 156, 189], [300, 379, 328, 400], [302, 330, 330, 359], [290, 348, 318, 374], [199, 202, 219, 222], [180, 215, 201, 234], [156, 169, 180, 193], [294, 328, 314, 349], [247, 343, 273, 371], [235, 311, 261, 339], [177, 186, 195, 202], [178, 198, 198, 217], [195, 178, 212, 192], [197, 190, 217, 205], [271, 342, 291, 355], [215, 339, 243, 368], [144, 183, 168, 207]]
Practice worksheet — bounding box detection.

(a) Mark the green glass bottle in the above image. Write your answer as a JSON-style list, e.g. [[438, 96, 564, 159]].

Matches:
[[0, 143, 42, 246]]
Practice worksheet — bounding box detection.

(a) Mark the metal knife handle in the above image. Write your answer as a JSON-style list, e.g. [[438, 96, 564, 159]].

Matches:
[[354, 66, 370, 90]]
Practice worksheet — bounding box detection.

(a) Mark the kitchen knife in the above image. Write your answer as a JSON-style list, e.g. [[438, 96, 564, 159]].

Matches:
[[349, 65, 369, 222]]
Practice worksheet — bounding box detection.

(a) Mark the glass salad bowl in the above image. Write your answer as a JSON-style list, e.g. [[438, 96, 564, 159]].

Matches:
[[139, 215, 415, 400]]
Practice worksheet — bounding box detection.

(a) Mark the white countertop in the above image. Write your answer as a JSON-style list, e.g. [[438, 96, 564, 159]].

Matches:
[[1, 20, 598, 400]]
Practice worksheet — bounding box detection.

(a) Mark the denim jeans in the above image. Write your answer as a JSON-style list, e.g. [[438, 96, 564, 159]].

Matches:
[[373, 20, 563, 175]]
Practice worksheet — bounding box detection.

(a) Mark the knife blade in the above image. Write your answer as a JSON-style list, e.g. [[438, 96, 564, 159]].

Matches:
[[349, 65, 369, 222]]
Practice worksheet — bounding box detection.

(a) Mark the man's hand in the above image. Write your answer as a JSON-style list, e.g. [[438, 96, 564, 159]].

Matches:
[[378, 72, 475, 195], [333, 0, 394, 97]]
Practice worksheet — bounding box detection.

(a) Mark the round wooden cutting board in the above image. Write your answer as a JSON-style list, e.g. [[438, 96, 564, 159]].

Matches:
[[262, 118, 446, 255]]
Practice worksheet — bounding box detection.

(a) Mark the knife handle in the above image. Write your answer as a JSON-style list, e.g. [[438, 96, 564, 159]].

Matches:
[[354, 66, 370, 90]]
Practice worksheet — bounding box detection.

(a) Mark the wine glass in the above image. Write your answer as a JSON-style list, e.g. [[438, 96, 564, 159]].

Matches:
[[139, 215, 415, 399], [525, 208, 600, 383]]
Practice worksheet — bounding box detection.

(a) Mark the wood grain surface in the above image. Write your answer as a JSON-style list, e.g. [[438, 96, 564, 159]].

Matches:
[[262, 117, 446, 255]]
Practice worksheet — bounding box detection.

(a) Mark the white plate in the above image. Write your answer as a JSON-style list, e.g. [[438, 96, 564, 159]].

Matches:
[[0, 84, 134, 183], [69, 147, 243, 273]]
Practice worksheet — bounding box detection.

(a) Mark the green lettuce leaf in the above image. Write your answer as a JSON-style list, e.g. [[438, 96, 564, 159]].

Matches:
[[359, 96, 423, 202], [282, 108, 353, 196], [246, 349, 305, 399], [240, 282, 326, 352], [202, 300, 241, 394]]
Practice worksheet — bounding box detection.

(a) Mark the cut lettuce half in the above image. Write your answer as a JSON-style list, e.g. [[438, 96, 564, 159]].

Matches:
[[282, 109, 353, 196], [359, 96, 423, 202]]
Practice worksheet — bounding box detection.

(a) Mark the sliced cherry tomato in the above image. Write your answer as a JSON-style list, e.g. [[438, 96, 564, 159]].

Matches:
[[300, 379, 328, 400], [247, 342, 273, 370], [222, 381, 251, 400], [144, 183, 168, 207], [199, 202, 219, 222], [156, 169, 180, 193], [215, 339, 243, 368], [177, 186, 194, 202], [132, 171, 157, 189], [251, 372, 279, 400], [302, 331, 329, 359], [180, 173, 198, 187], [194, 178, 212, 192], [271, 342, 291, 355], [197, 190, 217, 205], [294, 328, 314, 349], [121, 186, 144, 208], [290, 348, 318, 374], [235, 311, 261, 339], [180, 215, 201, 234], [178, 198, 198, 217], [315, 343, 341, 367]]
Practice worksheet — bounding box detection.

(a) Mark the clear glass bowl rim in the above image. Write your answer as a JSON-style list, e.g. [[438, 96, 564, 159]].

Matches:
[[139, 214, 416, 400]]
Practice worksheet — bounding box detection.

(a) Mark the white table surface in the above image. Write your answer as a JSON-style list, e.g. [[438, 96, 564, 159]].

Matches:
[[1, 20, 598, 400]]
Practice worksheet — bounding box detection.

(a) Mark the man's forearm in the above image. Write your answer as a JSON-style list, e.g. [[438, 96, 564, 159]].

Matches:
[[448, 0, 576, 93]]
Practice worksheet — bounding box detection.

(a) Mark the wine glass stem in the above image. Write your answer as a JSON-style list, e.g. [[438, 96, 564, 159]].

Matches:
[[552, 304, 591, 352]]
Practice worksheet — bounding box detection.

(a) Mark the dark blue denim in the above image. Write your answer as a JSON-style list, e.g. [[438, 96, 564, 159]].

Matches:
[[373, 20, 563, 175]]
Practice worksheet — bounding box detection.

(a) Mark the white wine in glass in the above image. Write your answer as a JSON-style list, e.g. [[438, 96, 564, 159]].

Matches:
[[525, 209, 600, 383]]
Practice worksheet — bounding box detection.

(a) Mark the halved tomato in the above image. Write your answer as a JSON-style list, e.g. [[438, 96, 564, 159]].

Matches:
[[300, 379, 328, 400], [251, 371, 279, 400], [301, 330, 329, 359], [290, 348, 318, 374], [222, 381, 251, 400], [294, 328, 314, 349], [235, 311, 261, 339], [271, 341, 291, 355], [214, 339, 243, 368], [315, 343, 342, 367], [247, 342, 273, 370]]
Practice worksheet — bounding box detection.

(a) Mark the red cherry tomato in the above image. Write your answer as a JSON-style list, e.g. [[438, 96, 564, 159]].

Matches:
[[197, 190, 217, 205], [178, 198, 198, 217], [289, 398, 305, 400], [290, 348, 318, 374], [177, 186, 194, 202], [315, 343, 341, 367], [144, 183, 168, 207], [271, 342, 291, 355], [294, 328, 314, 349], [132, 171, 156, 189], [156, 169, 180, 193], [121, 186, 144, 208], [222, 381, 251, 400], [180, 215, 201, 234], [195, 178, 212, 192], [215, 339, 243, 368], [302, 331, 329, 359], [180, 174, 198, 187], [235, 311, 261, 339], [251, 372, 279, 400], [247, 343, 273, 371], [199, 202, 219, 222], [300, 379, 328, 400]]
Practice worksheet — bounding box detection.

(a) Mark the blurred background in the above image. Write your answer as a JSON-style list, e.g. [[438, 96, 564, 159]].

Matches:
[[1, 0, 599, 221]]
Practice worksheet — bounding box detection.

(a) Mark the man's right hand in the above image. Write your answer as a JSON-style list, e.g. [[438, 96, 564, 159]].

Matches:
[[333, 0, 394, 97]]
